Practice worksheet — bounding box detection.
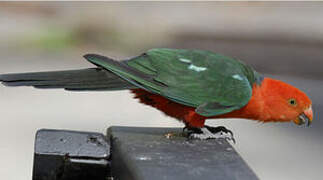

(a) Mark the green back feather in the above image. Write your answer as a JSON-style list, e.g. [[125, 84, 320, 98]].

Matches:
[[85, 48, 262, 117]]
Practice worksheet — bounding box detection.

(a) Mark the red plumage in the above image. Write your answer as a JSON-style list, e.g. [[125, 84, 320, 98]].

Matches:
[[131, 89, 206, 127], [132, 77, 313, 128]]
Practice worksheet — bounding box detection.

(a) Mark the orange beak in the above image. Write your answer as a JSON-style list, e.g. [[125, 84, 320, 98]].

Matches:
[[294, 106, 313, 126]]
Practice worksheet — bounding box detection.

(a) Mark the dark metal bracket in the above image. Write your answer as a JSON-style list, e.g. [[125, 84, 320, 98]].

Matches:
[[32, 126, 258, 180]]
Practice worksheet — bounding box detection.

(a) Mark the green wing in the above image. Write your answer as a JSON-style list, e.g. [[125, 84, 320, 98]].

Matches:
[[84, 48, 257, 117]]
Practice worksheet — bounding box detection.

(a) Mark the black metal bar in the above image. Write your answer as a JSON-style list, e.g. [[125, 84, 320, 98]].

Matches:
[[32, 127, 259, 180], [108, 126, 259, 180]]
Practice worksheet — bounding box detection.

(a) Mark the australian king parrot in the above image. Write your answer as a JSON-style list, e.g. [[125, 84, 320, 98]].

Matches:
[[0, 48, 313, 141]]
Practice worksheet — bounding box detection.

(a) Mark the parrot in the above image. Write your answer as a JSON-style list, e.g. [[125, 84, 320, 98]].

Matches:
[[0, 48, 313, 141]]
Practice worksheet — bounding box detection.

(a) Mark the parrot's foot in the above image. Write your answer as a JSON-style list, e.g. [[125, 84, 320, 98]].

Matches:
[[184, 125, 235, 143]]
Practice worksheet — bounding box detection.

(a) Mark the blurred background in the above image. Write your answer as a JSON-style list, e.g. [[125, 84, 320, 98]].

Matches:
[[0, 2, 322, 180]]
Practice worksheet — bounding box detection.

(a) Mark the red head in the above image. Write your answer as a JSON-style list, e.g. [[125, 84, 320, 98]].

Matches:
[[254, 78, 313, 126]]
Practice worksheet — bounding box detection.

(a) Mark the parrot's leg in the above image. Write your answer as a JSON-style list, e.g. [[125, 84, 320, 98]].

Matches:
[[184, 125, 235, 143]]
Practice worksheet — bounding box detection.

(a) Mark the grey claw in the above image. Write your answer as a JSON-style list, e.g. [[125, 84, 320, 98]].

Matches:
[[227, 130, 234, 137], [226, 136, 236, 144]]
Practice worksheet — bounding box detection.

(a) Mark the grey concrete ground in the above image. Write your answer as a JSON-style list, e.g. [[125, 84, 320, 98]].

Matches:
[[0, 2, 322, 180]]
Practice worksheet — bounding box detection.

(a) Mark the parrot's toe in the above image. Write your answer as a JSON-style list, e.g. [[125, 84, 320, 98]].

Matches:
[[186, 126, 235, 143], [204, 125, 234, 137]]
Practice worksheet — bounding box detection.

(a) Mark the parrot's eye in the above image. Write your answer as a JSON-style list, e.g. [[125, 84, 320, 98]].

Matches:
[[288, 98, 297, 106]]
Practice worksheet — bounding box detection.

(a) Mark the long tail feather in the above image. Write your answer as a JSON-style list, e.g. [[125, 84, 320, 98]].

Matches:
[[0, 68, 135, 91]]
